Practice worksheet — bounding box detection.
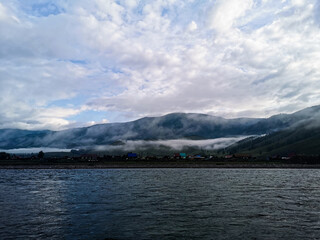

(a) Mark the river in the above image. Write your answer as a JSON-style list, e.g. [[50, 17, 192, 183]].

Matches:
[[0, 169, 319, 239]]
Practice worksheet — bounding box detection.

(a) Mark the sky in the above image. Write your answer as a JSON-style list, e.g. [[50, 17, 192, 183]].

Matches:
[[0, 0, 320, 131]]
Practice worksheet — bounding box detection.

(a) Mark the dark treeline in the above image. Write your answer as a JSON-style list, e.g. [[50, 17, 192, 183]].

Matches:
[[1, 151, 320, 165]]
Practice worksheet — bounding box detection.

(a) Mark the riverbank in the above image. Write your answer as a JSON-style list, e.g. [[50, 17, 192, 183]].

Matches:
[[1, 161, 320, 169]]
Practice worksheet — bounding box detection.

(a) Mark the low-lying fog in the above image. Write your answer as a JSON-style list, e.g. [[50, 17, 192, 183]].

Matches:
[[94, 136, 250, 152], [0, 148, 72, 154], [1, 136, 252, 154]]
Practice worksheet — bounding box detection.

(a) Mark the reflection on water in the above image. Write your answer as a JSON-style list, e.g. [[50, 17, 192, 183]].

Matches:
[[1, 169, 320, 239]]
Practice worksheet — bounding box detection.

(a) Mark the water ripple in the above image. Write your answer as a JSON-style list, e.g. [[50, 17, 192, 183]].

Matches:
[[1, 169, 320, 239]]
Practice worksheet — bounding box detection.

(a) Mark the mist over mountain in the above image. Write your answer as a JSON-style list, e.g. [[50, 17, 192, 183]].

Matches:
[[1, 105, 320, 151], [226, 106, 320, 156]]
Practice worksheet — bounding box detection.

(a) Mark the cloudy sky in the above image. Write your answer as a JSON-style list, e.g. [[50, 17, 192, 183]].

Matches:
[[1, 0, 320, 130]]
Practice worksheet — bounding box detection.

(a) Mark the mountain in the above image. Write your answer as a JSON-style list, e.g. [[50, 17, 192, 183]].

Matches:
[[226, 117, 320, 156], [1, 105, 320, 150], [0, 129, 51, 149]]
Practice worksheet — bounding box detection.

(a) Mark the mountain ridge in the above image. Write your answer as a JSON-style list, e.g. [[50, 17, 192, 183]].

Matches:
[[1, 105, 320, 150]]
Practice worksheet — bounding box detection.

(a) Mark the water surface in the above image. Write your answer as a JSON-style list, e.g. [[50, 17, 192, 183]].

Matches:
[[0, 169, 319, 239]]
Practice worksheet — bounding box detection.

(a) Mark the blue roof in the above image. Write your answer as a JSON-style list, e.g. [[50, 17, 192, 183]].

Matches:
[[127, 153, 137, 157]]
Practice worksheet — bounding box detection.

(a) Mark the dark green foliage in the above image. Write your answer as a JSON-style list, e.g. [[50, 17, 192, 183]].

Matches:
[[38, 151, 44, 159], [227, 123, 320, 156], [0, 152, 11, 160]]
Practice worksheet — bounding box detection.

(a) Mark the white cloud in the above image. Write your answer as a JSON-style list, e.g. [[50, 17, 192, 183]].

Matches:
[[291, 0, 304, 6], [208, 0, 253, 32], [0, 3, 7, 20], [86, 118, 109, 126], [188, 21, 197, 31], [0, 0, 320, 130]]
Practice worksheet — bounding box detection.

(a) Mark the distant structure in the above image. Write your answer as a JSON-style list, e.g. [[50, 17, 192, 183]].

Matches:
[[81, 154, 98, 161], [127, 152, 138, 158]]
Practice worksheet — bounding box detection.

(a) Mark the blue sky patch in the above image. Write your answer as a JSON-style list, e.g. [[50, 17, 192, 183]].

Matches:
[[30, 2, 64, 17]]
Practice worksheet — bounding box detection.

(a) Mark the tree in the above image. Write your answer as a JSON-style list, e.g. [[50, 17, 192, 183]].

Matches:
[[0, 152, 10, 160], [38, 151, 44, 159]]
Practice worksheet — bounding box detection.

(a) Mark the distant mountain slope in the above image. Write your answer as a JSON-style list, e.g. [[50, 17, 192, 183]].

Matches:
[[0, 113, 261, 149], [1, 105, 320, 150], [0, 129, 52, 149], [226, 118, 320, 156]]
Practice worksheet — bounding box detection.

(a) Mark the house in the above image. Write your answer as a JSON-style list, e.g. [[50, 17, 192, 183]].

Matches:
[[81, 154, 98, 161], [234, 153, 251, 160], [192, 154, 205, 160], [127, 152, 138, 158]]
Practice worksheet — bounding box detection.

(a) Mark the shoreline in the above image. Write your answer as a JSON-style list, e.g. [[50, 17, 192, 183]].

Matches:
[[1, 162, 320, 169]]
